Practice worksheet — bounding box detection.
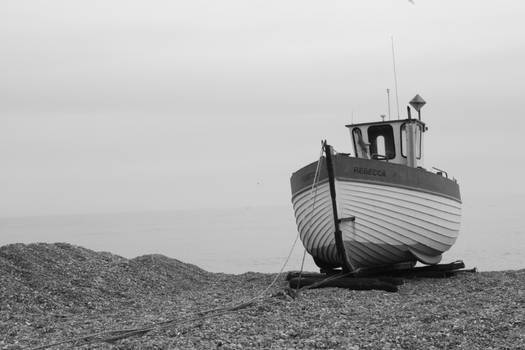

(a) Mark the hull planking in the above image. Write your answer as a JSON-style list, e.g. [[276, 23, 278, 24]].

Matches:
[[290, 155, 461, 269]]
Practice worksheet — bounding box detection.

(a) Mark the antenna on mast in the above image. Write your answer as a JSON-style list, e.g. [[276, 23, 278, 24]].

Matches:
[[386, 88, 391, 120], [391, 36, 401, 120]]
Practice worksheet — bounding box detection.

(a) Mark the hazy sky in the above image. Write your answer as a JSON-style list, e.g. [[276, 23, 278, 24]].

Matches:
[[2, 0, 525, 217]]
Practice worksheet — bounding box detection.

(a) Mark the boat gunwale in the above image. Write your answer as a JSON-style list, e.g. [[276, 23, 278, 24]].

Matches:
[[291, 156, 462, 204]]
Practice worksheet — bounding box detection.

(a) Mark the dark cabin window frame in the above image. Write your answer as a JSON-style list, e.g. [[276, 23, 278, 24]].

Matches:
[[352, 128, 362, 158], [400, 123, 422, 159], [367, 124, 396, 160]]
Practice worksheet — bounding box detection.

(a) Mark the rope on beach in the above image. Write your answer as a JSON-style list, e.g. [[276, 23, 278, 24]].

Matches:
[[30, 240, 298, 349], [31, 145, 327, 350], [294, 141, 325, 296]]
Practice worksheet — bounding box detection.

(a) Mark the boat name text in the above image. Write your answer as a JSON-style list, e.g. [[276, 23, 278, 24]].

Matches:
[[353, 167, 386, 177]]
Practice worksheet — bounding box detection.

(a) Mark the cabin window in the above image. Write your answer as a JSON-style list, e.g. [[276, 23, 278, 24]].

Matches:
[[352, 128, 369, 158], [401, 123, 422, 159], [367, 124, 395, 160], [401, 127, 406, 156], [376, 135, 386, 157], [415, 124, 421, 159]]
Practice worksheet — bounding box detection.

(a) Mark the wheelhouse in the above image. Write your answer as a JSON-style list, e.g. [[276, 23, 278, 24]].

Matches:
[[346, 119, 427, 168]]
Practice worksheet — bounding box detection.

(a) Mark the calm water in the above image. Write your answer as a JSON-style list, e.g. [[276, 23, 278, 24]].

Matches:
[[1, 193, 523, 273]]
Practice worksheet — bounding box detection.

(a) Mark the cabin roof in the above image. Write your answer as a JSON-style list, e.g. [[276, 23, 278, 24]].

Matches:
[[345, 118, 426, 129]]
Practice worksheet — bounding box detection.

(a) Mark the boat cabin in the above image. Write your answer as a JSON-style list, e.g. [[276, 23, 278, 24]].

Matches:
[[346, 119, 427, 168]]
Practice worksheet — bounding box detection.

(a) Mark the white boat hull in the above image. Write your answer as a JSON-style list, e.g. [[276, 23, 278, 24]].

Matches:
[[290, 155, 462, 269]]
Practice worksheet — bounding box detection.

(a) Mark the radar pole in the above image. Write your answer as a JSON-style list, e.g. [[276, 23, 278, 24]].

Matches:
[[386, 88, 391, 120], [391, 36, 401, 120]]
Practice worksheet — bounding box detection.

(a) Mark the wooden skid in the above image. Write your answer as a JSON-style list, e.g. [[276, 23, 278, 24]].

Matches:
[[287, 261, 475, 293]]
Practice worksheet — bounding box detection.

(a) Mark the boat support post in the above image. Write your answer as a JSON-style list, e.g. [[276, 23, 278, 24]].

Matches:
[[323, 141, 355, 273]]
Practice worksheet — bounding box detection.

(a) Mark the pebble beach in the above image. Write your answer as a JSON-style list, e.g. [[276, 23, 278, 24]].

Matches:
[[1, 243, 523, 349]]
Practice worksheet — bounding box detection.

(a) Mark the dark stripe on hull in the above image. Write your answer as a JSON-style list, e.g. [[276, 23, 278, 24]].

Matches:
[[291, 155, 461, 203]]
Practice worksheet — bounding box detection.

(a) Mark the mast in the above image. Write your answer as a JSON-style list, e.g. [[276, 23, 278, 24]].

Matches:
[[391, 36, 401, 120], [323, 141, 355, 273], [387, 88, 391, 120]]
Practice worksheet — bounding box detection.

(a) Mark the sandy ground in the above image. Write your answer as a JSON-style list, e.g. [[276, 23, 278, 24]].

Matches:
[[1, 243, 523, 349]]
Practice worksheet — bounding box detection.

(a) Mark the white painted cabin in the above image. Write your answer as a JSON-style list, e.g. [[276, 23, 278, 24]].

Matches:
[[346, 118, 427, 169]]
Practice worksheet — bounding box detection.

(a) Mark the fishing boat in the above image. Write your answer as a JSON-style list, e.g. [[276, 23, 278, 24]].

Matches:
[[290, 95, 461, 272]]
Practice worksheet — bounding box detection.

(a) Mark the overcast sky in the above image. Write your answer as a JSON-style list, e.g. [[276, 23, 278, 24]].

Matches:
[[2, 0, 525, 217]]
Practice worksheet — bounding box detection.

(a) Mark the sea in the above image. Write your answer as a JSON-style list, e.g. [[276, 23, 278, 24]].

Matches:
[[1, 193, 523, 274]]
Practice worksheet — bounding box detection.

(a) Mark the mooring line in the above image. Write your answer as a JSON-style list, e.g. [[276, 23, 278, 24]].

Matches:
[[32, 144, 328, 349], [294, 141, 325, 296]]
